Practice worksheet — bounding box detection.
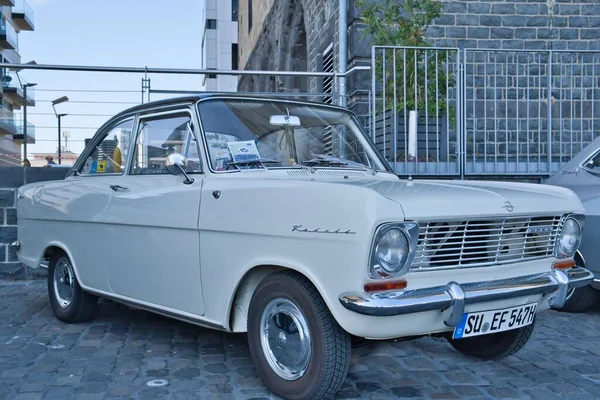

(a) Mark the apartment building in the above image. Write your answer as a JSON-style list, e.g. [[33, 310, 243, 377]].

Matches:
[[0, 0, 35, 166], [200, 0, 239, 92]]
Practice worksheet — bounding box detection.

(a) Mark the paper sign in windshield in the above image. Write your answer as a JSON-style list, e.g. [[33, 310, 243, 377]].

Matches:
[[227, 141, 265, 170]]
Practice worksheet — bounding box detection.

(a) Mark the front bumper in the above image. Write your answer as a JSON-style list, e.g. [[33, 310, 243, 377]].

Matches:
[[339, 267, 594, 327]]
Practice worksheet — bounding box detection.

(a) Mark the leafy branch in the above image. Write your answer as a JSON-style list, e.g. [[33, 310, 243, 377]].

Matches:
[[357, 0, 455, 119]]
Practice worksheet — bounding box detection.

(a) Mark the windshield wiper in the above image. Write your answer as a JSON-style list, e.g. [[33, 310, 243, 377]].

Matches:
[[301, 158, 348, 167], [300, 154, 378, 174], [226, 158, 282, 170]]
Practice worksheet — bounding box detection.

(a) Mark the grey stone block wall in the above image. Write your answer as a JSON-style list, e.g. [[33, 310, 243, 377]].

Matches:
[[426, 0, 600, 51], [0, 167, 68, 280], [0, 188, 29, 280]]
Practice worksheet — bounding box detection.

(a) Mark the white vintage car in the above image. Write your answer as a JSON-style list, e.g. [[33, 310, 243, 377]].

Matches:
[[13, 95, 594, 399]]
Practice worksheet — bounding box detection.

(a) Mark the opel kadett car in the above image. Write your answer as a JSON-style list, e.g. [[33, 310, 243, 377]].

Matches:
[[13, 95, 595, 399], [545, 135, 600, 312]]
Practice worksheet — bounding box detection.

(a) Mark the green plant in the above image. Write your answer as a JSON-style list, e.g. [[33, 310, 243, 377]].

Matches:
[[357, 0, 454, 119]]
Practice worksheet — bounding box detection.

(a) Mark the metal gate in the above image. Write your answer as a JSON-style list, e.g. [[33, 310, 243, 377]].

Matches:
[[370, 45, 463, 176], [371, 46, 600, 178]]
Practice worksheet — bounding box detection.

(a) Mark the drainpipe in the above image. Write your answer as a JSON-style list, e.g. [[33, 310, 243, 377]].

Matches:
[[338, 0, 348, 107]]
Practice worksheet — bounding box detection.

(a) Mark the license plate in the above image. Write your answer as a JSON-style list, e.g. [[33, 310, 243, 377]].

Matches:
[[453, 302, 537, 339]]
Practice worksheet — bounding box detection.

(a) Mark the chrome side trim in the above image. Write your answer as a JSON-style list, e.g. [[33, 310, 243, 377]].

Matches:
[[339, 267, 594, 324], [83, 288, 226, 332]]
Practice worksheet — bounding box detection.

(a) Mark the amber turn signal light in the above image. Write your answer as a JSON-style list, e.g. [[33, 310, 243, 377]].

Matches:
[[364, 279, 407, 292], [552, 259, 575, 270]]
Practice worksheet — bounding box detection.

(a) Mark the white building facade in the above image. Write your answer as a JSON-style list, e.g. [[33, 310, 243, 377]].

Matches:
[[0, 0, 36, 165], [200, 0, 238, 93]]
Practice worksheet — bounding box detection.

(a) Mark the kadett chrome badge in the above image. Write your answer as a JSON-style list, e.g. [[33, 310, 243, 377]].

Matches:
[[502, 201, 515, 212], [292, 225, 356, 235]]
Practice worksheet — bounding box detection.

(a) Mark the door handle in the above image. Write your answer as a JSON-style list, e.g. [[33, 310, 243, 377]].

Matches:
[[110, 184, 128, 192]]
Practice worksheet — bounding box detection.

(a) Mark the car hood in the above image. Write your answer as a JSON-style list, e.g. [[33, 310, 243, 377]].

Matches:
[[339, 178, 584, 220]]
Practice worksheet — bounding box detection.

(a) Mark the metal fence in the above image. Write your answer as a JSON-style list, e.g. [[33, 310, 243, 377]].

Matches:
[[464, 49, 600, 176], [369, 46, 462, 176], [371, 46, 600, 178], [2, 52, 599, 179], [0, 64, 360, 167]]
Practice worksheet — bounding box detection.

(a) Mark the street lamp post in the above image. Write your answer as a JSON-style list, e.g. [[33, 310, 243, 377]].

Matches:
[[56, 113, 67, 164], [51, 96, 69, 165], [14, 61, 38, 164], [22, 82, 37, 163]]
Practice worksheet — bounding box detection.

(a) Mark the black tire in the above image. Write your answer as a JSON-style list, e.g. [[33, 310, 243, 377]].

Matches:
[[247, 271, 351, 400], [47, 251, 98, 323], [556, 285, 598, 313], [446, 321, 535, 360]]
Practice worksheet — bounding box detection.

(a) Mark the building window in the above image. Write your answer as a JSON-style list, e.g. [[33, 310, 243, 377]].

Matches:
[[232, 44, 238, 70], [248, 0, 253, 32], [208, 68, 217, 79], [232, 0, 238, 21], [207, 19, 217, 29]]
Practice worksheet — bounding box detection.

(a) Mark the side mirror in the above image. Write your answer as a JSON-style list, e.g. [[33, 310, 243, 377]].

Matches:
[[165, 153, 194, 184]]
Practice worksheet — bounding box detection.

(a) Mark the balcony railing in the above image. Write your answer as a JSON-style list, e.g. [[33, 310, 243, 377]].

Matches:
[[0, 105, 17, 136], [14, 119, 35, 143], [2, 70, 35, 107], [12, 0, 34, 31], [0, 17, 17, 50]]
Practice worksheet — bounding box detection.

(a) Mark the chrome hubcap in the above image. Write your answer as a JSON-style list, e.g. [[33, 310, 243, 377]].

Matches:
[[53, 257, 74, 308], [260, 298, 311, 381]]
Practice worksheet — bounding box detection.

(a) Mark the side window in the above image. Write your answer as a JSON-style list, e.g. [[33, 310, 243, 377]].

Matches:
[[78, 119, 134, 175], [131, 113, 202, 175], [583, 151, 600, 172]]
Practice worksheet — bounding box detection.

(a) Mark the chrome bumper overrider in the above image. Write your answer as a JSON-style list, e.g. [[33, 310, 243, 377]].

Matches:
[[339, 267, 594, 327]]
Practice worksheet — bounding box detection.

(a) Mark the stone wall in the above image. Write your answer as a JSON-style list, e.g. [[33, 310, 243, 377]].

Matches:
[[239, 0, 600, 102], [238, 0, 276, 71], [0, 167, 69, 280]]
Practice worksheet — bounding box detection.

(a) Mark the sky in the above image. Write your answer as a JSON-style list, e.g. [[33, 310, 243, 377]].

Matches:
[[17, 0, 205, 158]]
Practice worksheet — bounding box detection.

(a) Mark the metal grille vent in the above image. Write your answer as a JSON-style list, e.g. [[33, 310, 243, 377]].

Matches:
[[411, 215, 563, 271]]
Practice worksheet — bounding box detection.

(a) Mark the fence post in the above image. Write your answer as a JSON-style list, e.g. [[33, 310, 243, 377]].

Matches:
[[547, 50, 553, 175], [371, 46, 376, 142], [459, 49, 465, 180]]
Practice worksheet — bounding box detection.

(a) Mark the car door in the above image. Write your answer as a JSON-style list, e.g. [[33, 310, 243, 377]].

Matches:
[[104, 108, 205, 316], [56, 117, 136, 292]]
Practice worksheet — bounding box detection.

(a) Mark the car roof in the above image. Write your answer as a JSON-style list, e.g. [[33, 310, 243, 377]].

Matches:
[[111, 93, 348, 120]]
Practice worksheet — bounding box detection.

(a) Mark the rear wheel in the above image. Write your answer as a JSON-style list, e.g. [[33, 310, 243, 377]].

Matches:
[[47, 252, 98, 323], [446, 321, 535, 360], [247, 271, 351, 400]]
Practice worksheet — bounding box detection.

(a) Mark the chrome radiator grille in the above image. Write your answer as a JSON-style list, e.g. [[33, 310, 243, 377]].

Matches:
[[411, 215, 563, 271]]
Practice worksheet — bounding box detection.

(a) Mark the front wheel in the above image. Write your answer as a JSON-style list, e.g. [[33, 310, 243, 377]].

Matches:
[[247, 271, 351, 400], [446, 321, 535, 360], [556, 285, 598, 313]]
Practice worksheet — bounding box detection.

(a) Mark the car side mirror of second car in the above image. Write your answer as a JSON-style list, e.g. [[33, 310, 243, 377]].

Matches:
[[166, 153, 194, 185]]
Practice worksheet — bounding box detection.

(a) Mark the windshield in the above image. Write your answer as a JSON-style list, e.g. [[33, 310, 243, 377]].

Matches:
[[197, 99, 389, 172]]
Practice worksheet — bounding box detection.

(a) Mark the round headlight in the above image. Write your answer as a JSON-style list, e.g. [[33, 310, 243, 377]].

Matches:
[[556, 217, 582, 259], [374, 228, 409, 274]]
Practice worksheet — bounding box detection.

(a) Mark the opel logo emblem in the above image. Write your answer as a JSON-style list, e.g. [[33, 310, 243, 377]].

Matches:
[[502, 201, 515, 212]]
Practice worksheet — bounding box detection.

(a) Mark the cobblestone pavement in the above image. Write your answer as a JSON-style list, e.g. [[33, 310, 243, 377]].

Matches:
[[1, 281, 600, 400]]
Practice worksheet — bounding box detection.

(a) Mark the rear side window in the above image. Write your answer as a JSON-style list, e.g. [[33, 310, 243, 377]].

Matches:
[[78, 119, 134, 175]]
